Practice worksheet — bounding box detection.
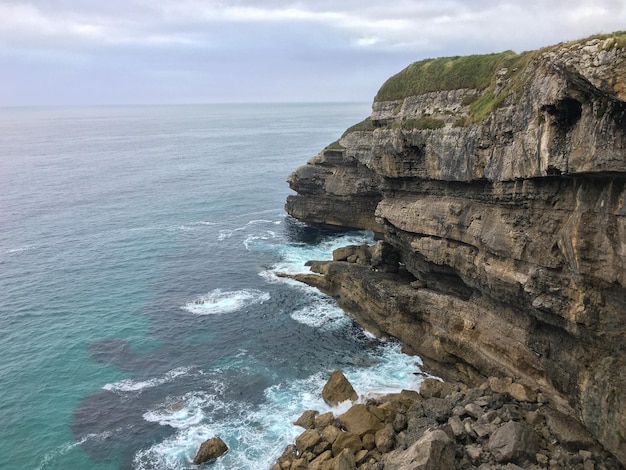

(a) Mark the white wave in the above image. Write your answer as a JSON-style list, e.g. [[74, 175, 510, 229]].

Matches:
[[3, 245, 36, 255], [182, 289, 270, 315], [175, 221, 218, 231], [257, 230, 375, 282], [143, 391, 214, 429], [219, 218, 281, 242], [289, 294, 350, 330], [217, 228, 244, 240], [134, 424, 216, 470], [245, 219, 275, 226], [103, 367, 191, 394], [132, 342, 428, 470], [243, 231, 277, 250], [346, 342, 426, 397]]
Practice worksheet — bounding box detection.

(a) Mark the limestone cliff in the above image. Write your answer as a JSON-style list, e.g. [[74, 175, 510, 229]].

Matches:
[[285, 33, 626, 464]]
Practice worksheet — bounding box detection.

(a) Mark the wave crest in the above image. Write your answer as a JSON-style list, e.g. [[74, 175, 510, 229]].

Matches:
[[182, 289, 270, 315]]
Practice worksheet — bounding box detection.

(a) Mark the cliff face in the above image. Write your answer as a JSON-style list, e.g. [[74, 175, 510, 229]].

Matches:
[[285, 34, 626, 463]]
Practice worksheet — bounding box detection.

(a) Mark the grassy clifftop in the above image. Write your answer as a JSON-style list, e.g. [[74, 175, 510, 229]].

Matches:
[[375, 50, 530, 102], [374, 31, 626, 103]]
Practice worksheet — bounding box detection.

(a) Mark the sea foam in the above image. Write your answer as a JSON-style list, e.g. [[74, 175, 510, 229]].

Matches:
[[103, 367, 191, 394], [182, 289, 270, 315]]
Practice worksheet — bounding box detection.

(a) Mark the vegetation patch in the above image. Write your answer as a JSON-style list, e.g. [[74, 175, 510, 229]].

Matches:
[[373, 31, 626, 125], [325, 140, 345, 150], [341, 117, 376, 137], [399, 116, 445, 130]]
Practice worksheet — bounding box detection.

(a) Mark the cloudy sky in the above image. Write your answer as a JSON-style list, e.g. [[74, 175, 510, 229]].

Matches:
[[1, 0, 625, 106]]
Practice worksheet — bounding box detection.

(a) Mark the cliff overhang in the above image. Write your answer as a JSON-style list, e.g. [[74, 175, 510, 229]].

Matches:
[[285, 33, 626, 465]]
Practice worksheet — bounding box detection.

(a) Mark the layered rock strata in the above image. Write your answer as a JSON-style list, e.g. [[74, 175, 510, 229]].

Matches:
[[285, 34, 626, 464]]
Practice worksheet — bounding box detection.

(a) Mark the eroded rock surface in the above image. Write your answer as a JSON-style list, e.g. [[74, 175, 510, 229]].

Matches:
[[285, 34, 626, 465]]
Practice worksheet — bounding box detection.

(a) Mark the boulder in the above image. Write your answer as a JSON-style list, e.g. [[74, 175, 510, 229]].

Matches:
[[488, 377, 537, 402], [321, 425, 342, 444], [375, 423, 396, 453], [294, 409, 319, 429], [192, 436, 228, 464], [322, 370, 358, 406], [322, 448, 356, 470], [543, 408, 597, 451], [488, 421, 539, 464], [331, 431, 362, 457], [296, 428, 321, 454], [315, 411, 337, 429], [422, 397, 453, 423], [310, 450, 333, 470], [383, 429, 455, 470], [419, 378, 459, 399], [338, 404, 384, 436]]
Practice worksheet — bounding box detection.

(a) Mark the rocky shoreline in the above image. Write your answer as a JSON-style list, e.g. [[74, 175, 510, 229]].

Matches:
[[272, 370, 624, 470], [284, 33, 626, 465]]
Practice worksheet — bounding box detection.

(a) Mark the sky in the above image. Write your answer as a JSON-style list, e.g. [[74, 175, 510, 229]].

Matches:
[[1, 0, 625, 106]]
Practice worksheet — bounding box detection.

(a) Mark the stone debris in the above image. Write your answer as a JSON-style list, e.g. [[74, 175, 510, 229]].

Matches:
[[272, 372, 623, 470]]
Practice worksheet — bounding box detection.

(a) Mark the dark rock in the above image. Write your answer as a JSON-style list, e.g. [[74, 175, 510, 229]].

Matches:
[[488, 421, 539, 464], [370, 241, 400, 273], [323, 370, 358, 406], [192, 436, 228, 464], [543, 408, 598, 452], [392, 413, 408, 432], [423, 397, 453, 422]]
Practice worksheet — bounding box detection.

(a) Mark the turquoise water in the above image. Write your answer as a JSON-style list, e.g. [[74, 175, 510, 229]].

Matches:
[[0, 104, 426, 469]]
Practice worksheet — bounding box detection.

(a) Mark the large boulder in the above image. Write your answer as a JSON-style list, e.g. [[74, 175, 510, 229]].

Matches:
[[322, 369, 358, 406], [296, 428, 322, 454], [383, 429, 454, 470], [488, 421, 539, 464], [338, 404, 384, 436], [193, 436, 228, 464]]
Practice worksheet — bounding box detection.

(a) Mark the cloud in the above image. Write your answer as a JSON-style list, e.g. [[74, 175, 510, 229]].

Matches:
[[2, 0, 625, 52], [1, 0, 625, 105]]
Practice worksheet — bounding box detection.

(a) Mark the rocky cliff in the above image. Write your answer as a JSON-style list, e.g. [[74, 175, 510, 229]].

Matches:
[[285, 33, 626, 464]]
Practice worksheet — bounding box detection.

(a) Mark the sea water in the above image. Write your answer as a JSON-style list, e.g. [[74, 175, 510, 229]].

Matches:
[[0, 104, 426, 470]]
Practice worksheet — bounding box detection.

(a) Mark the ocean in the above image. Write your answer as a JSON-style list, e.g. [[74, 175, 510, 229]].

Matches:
[[0, 103, 426, 469]]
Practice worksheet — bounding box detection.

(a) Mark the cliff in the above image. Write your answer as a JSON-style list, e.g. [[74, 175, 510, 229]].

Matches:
[[285, 33, 626, 464]]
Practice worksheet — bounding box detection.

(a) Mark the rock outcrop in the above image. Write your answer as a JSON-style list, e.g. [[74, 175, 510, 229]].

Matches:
[[285, 33, 626, 465], [193, 436, 228, 464]]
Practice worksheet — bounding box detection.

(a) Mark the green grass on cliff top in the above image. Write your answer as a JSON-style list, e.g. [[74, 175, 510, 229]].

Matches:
[[374, 31, 626, 103]]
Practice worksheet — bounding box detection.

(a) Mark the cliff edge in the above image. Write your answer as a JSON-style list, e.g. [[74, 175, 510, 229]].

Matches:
[[285, 33, 626, 464]]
